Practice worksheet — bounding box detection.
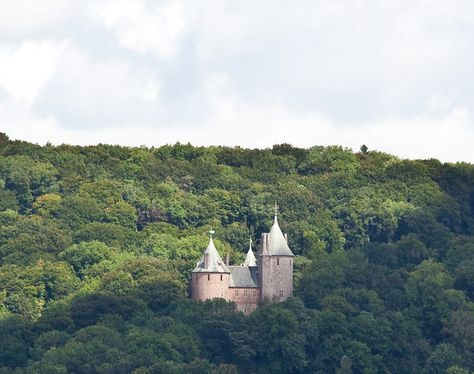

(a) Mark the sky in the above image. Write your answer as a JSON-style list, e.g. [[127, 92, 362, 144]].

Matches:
[[0, 0, 473, 162]]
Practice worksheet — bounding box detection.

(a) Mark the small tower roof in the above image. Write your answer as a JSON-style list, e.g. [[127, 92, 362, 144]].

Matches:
[[267, 208, 294, 257], [243, 238, 257, 266], [192, 236, 230, 273]]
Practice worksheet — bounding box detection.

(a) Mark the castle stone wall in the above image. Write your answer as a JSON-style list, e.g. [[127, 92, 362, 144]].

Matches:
[[191, 272, 229, 301], [271, 256, 293, 301], [191, 216, 294, 314], [258, 254, 274, 302], [228, 287, 259, 314]]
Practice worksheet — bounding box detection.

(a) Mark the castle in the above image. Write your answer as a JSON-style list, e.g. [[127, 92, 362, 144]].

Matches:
[[190, 210, 294, 314]]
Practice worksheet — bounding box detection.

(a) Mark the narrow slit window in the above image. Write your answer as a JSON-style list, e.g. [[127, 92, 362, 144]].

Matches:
[[220, 274, 223, 281], [208, 274, 210, 281], [277, 258, 280, 266]]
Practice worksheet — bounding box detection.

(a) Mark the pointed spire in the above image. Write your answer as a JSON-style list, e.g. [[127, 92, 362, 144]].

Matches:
[[244, 236, 257, 266], [192, 230, 230, 273], [267, 205, 294, 257]]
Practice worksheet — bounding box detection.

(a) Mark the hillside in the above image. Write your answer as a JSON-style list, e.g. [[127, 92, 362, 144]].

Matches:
[[0, 133, 473, 373]]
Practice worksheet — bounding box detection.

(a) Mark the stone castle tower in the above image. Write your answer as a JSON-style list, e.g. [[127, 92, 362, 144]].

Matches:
[[258, 213, 294, 302], [190, 210, 294, 314]]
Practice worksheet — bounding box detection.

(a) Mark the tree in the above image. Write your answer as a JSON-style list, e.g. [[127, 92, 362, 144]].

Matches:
[[0, 316, 33, 368], [405, 260, 455, 338], [426, 343, 461, 374], [0, 156, 59, 212], [33, 194, 61, 217], [134, 273, 185, 311], [444, 310, 474, 368], [59, 241, 114, 279]]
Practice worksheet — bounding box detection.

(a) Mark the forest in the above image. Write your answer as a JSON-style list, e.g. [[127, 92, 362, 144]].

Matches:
[[0, 132, 473, 373]]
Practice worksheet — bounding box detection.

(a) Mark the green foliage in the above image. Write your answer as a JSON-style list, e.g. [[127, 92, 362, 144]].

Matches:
[[0, 138, 473, 372], [0, 156, 59, 212], [59, 241, 115, 279], [298, 146, 359, 175]]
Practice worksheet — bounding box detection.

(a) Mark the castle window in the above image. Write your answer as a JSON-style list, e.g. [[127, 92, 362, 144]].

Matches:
[[244, 289, 248, 296], [253, 290, 257, 296], [208, 274, 210, 281], [280, 290, 283, 298], [277, 258, 280, 265], [235, 290, 239, 296], [220, 274, 223, 281]]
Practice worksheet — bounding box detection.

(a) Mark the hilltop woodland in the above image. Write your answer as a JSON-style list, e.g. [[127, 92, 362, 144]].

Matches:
[[0, 133, 473, 373]]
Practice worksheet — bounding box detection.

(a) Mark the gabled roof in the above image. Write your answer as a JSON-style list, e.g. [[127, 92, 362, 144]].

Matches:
[[266, 215, 294, 256], [229, 266, 258, 288], [192, 237, 230, 273]]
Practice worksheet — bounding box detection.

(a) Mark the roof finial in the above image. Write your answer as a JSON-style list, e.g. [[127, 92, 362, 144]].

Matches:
[[208, 229, 215, 239], [244, 235, 257, 266], [274, 202, 279, 221]]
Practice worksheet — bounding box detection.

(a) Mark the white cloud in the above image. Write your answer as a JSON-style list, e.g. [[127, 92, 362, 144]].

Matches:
[[0, 40, 65, 105], [0, 0, 85, 37], [90, 0, 194, 59], [175, 76, 474, 163], [33, 44, 162, 128], [330, 107, 474, 163], [0, 0, 473, 163], [3, 88, 473, 163]]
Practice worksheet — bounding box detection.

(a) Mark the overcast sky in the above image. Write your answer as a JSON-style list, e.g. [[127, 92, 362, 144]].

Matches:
[[0, 0, 473, 162]]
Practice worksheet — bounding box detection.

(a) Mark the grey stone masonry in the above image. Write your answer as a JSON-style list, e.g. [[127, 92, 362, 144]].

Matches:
[[190, 213, 294, 314]]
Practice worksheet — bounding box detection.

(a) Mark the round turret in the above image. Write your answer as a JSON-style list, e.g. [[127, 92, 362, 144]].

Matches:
[[191, 236, 230, 301], [192, 272, 230, 300]]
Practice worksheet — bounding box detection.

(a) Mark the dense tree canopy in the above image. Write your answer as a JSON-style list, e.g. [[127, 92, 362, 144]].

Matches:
[[0, 133, 473, 373]]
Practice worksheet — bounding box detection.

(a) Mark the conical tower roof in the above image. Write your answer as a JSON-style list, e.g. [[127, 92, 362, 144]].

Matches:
[[243, 239, 257, 266], [192, 237, 230, 273], [267, 213, 294, 256]]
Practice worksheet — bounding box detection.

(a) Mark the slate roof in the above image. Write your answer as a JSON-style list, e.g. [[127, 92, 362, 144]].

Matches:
[[229, 266, 259, 288], [192, 237, 230, 273], [267, 215, 294, 256], [243, 246, 257, 266]]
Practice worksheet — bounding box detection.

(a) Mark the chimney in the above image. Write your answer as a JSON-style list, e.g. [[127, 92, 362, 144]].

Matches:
[[261, 233, 268, 254], [225, 253, 230, 266]]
